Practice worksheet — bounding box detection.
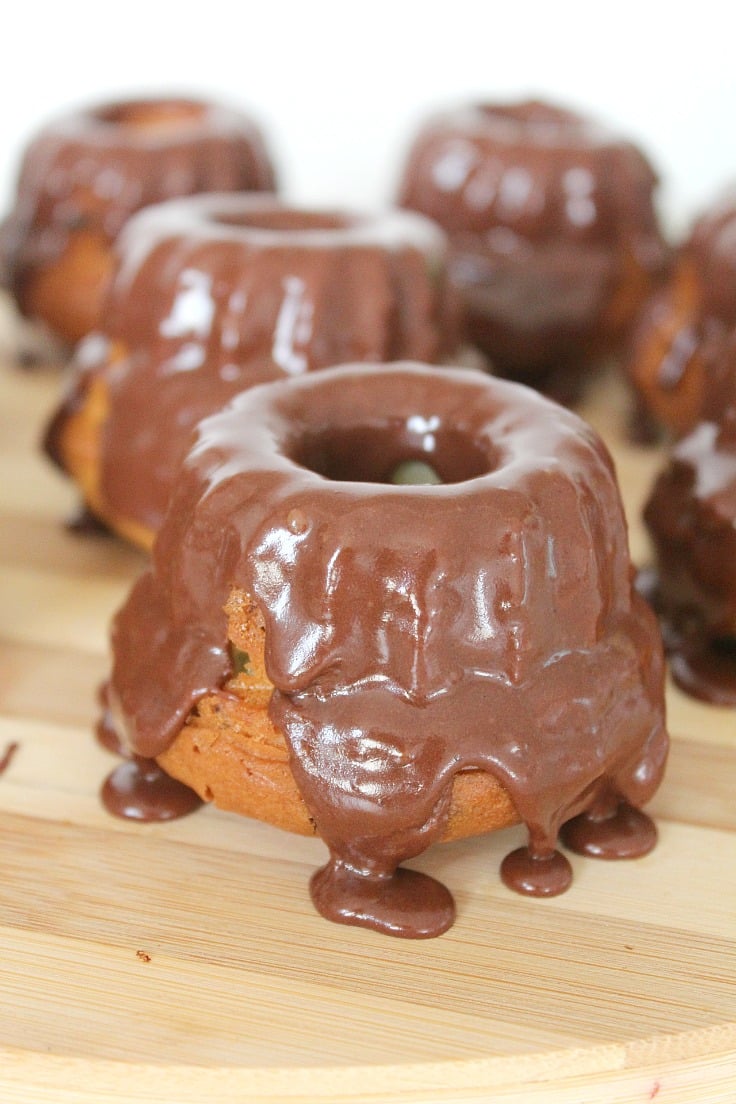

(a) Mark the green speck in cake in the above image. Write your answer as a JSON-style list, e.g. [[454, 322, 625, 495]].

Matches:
[[231, 647, 253, 675], [390, 460, 442, 485]]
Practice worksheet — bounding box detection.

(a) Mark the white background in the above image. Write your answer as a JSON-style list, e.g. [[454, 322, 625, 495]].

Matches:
[[1, 0, 734, 236]]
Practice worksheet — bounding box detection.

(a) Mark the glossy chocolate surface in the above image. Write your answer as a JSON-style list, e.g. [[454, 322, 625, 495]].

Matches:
[[1, 96, 276, 339], [687, 189, 736, 323], [107, 363, 668, 937], [627, 191, 736, 436], [102, 757, 203, 822], [47, 195, 459, 536], [645, 409, 736, 703], [398, 100, 667, 383]]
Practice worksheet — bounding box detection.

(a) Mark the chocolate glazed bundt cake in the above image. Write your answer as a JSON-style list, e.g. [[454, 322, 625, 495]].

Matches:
[[644, 395, 736, 705], [628, 188, 736, 437], [44, 194, 461, 548], [103, 363, 669, 939], [397, 99, 668, 398], [0, 96, 276, 345]]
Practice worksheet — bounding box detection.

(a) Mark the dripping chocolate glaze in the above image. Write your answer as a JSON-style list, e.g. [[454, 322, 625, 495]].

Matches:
[[96, 681, 202, 819], [109, 364, 668, 937], [45, 196, 459, 537], [397, 100, 668, 381], [645, 409, 736, 705]]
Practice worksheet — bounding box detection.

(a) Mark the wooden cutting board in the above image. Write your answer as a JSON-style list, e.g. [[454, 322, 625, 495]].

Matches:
[[0, 323, 735, 1103]]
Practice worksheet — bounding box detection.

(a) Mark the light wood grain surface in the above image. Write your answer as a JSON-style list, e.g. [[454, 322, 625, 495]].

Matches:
[[0, 320, 735, 1103]]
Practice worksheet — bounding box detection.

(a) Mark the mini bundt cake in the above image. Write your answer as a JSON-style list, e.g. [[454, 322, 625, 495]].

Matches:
[[0, 96, 276, 345], [44, 195, 461, 549], [397, 99, 668, 396], [628, 188, 736, 437], [103, 362, 669, 938], [644, 401, 736, 704]]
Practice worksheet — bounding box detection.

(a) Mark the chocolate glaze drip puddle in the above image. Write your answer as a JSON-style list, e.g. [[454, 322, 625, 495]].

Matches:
[[105, 364, 668, 937], [501, 797, 658, 897], [97, 682, 201, 819], [668, 641, 736, 706], [500, 847, 573, 897], [560, 802, 657, 860], [310, 860, 455, 939], [0, 741, 19, 777], [101, 757, 202, 822]]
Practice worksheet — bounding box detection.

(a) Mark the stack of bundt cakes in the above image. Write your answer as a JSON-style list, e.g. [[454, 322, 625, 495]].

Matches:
[[1, 91, 681, 938]]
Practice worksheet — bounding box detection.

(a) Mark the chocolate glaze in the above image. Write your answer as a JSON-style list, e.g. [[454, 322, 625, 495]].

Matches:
[[559, 801, 657, 859], [627, 190, 736, 437], [0, 742, 19, 776], [105, 363, 668, 937], [667, 641, 736, 706], [644, 408, 736, 703], [311, 862, 456, 939], [101, 757, 202, 822], [96, 682, 202, 819], [687, 189, 736, 324], [500, 847, 573, 898], [397, 100, 668, 386], [1, 96, 276, 341], [45, 195, 460, 539]]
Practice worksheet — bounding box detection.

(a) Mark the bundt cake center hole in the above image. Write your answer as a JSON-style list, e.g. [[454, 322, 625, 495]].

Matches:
[[292, 423, 494, 485], [96, 100, 207, 131], [479, 101, 591, 142], [214, 210, 354, 233]]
